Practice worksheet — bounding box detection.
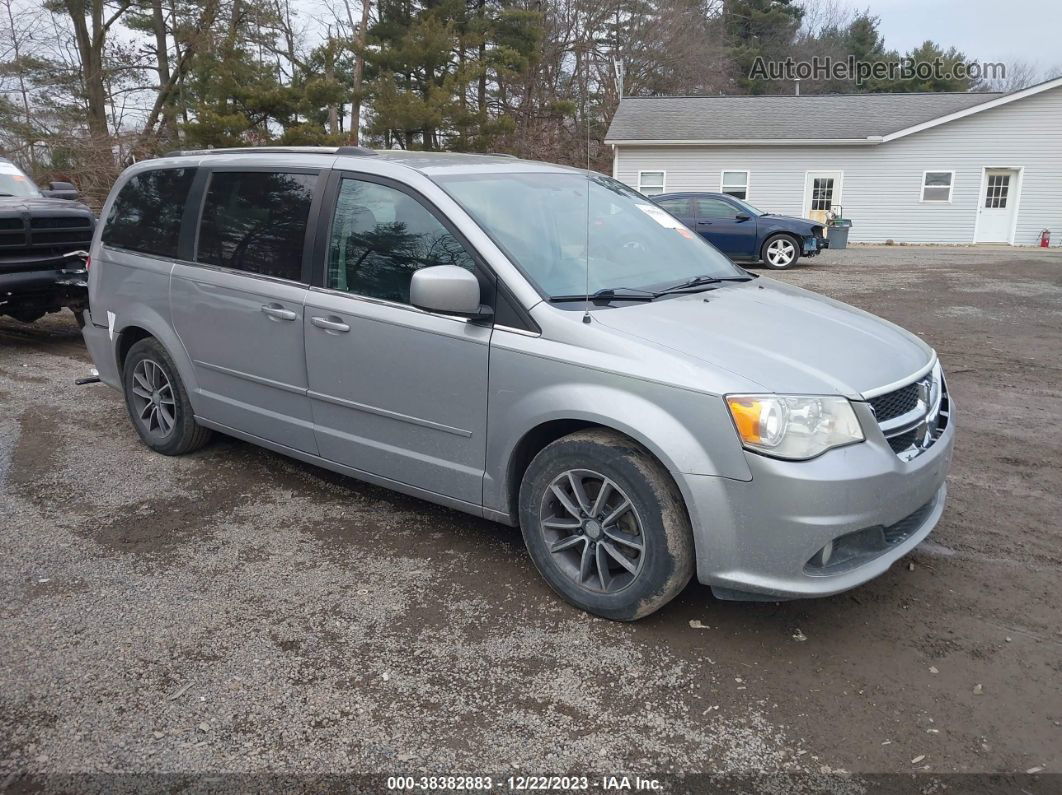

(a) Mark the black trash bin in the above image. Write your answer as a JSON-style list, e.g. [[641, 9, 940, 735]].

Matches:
[[827, 218, 852, 250]]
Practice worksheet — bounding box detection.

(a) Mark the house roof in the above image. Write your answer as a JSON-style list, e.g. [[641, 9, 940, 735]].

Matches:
[[605, 92, 1004, 144]]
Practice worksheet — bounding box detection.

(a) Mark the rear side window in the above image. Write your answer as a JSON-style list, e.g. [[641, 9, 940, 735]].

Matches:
[[655, 198, 690, 216], [196, 171, 316, 282], [102, 168, 194, 257]]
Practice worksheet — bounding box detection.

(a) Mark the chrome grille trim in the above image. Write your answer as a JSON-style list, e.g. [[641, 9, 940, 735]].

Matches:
[[865, 363, 948, 461], [860, 357, 936, 400]]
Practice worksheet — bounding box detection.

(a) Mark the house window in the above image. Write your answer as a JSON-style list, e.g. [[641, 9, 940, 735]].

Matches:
[[638, 171, 665, 196], [720, 171, 749, 199], [922, 171, 954, 202]]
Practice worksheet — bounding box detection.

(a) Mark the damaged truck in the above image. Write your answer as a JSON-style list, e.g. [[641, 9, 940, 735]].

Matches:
[[0, 157, 94, 325]]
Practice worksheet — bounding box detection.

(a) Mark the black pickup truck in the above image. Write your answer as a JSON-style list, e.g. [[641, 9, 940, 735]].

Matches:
[[0, 157, 95, 325]]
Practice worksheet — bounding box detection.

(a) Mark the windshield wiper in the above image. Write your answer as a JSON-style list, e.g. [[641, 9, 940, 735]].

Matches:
[[549, 287, 657, 304], [653, 274, 756, 296]]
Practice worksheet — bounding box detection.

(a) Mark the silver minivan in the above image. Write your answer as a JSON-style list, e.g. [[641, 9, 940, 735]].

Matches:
[[81, 147, 954, 620]]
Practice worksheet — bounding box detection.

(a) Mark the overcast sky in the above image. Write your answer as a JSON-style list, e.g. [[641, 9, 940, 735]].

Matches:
[[832, 0, 1062, 73]]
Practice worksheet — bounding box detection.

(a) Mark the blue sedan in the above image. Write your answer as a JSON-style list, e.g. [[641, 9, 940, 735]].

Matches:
[[652, 192, 827, 269]]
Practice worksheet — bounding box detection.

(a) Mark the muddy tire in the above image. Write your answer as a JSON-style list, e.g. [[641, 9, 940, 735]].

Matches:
[[518, 429, 694, 621], [122, 337, 212, 456]]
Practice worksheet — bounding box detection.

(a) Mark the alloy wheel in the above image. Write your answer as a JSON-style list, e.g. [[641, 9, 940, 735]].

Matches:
[[766, 238, 797, 267], [130, 358, 176, 439], [538, 469, 645, 594]]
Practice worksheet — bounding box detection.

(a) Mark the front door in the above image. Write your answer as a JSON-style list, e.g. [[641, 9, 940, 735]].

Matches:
[[692, 196, 758, 258], [171, 168, 320, 453], [304, 174, 491, 506], [975, 169, 1020, 243], [803, 171, 843, 225]]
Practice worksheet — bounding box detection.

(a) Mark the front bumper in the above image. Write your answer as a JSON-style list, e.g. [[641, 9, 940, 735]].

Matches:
[[683, 401, 955, 600], [802, 234, 827, 256], [0, 263, 87, 297]]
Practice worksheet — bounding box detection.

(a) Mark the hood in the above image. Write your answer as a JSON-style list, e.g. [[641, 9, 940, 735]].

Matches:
[[592, 278, 933, 397], [0, 196, 94, 216], [761, 213, 819, 229]]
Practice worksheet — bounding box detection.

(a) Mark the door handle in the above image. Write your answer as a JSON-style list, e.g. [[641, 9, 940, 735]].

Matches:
[[696, 220, 712, 226], [311, 315, 350, 333], [261, 303, 296, 321]]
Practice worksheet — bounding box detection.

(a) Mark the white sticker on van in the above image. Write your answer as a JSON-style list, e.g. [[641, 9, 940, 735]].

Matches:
[[107, 311, 116, 341], [635, 203, 685, 230]]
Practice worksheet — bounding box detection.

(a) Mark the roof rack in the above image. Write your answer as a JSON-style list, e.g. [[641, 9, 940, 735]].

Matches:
[[162, 145, 377, 158]]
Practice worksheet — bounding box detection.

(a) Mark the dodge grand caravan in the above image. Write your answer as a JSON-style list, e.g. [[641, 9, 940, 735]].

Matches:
[[81, 147, 954, 620]]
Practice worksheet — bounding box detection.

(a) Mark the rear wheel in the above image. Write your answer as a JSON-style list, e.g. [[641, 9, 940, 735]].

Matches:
[[122, 337, 212, 455], [519, 429, 694, 621], [761, 234, 800, 269]]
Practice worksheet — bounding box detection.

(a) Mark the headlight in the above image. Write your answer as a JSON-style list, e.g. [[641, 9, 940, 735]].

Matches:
[[726, 394, 864, 460]]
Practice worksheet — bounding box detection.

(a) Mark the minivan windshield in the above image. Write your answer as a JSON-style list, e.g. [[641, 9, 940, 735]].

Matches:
[[0, 162, 41, 198], [435, 172, 745, 299]]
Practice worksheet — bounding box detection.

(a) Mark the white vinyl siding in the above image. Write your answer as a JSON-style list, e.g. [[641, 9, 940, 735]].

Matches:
[[921, 171, 954, 202], [614, 84, 1062, 245], [720, 170, 749, 199], [637, 170, 665, 196]]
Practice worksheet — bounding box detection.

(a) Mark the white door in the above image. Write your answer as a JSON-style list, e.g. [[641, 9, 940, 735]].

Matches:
[[975, 169, 1020, 243], [803, 171, 843, 225]]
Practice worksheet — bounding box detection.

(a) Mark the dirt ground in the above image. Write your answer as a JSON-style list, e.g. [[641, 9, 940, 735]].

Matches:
[[1, 245, 1060, 788]]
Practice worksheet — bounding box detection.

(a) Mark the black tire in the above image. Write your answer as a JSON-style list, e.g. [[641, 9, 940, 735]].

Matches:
[[122, 337, 212, 455], [760, 233, 801, 269], [518, 429, 694, 621]]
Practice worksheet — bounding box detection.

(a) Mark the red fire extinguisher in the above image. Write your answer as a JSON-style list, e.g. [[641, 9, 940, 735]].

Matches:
[[1041, 229, 1051, 247]]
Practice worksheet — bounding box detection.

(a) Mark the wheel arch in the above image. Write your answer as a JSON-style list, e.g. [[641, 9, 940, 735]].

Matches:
[[112, 310, 199, 408]]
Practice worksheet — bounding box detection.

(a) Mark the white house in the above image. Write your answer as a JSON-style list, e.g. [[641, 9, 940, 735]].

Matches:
[[605, 77, 1062, 246]]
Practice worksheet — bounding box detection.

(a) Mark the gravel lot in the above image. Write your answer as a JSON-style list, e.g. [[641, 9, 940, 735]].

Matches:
[[2, 245, 1060, 787]]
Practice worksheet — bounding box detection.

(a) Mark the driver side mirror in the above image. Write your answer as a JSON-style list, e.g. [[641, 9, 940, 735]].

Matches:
[[410, 265, 492, 320], [735, 213, 751, 222], [43, 181, 80, 201]]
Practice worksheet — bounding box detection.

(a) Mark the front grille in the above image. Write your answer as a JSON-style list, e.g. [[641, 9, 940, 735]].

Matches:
[[31, 216, 86, 229], [887, 427, 920, 453], [865, 366, 949, 461], [0, 213, 94, 261], [869, 382, 920, 422]]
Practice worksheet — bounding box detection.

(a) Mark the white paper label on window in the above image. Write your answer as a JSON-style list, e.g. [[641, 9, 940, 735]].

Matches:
[[0, 162, 24, 175], [635, 203, 685, 229]]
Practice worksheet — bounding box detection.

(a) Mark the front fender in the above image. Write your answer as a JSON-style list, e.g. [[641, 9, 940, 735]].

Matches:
[[483, 345, 753, 517]]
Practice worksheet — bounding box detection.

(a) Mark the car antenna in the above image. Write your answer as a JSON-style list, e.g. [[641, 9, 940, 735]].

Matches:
[[582, 85, 592, 324]]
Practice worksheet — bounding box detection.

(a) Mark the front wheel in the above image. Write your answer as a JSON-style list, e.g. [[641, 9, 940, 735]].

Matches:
[[761, 234, 800, 269], [518, 429, 695, 621]]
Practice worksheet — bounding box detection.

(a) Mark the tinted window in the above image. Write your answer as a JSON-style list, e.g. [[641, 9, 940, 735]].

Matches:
[[655, 198, 690, 216], [695, 198, 738, 219], [196, 171, 316, 281], [328, 178, 475, 304], [102, 168, 195, 257]]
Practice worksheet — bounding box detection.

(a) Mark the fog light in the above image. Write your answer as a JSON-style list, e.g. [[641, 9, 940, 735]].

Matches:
[[819, 540, 834, 567]]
